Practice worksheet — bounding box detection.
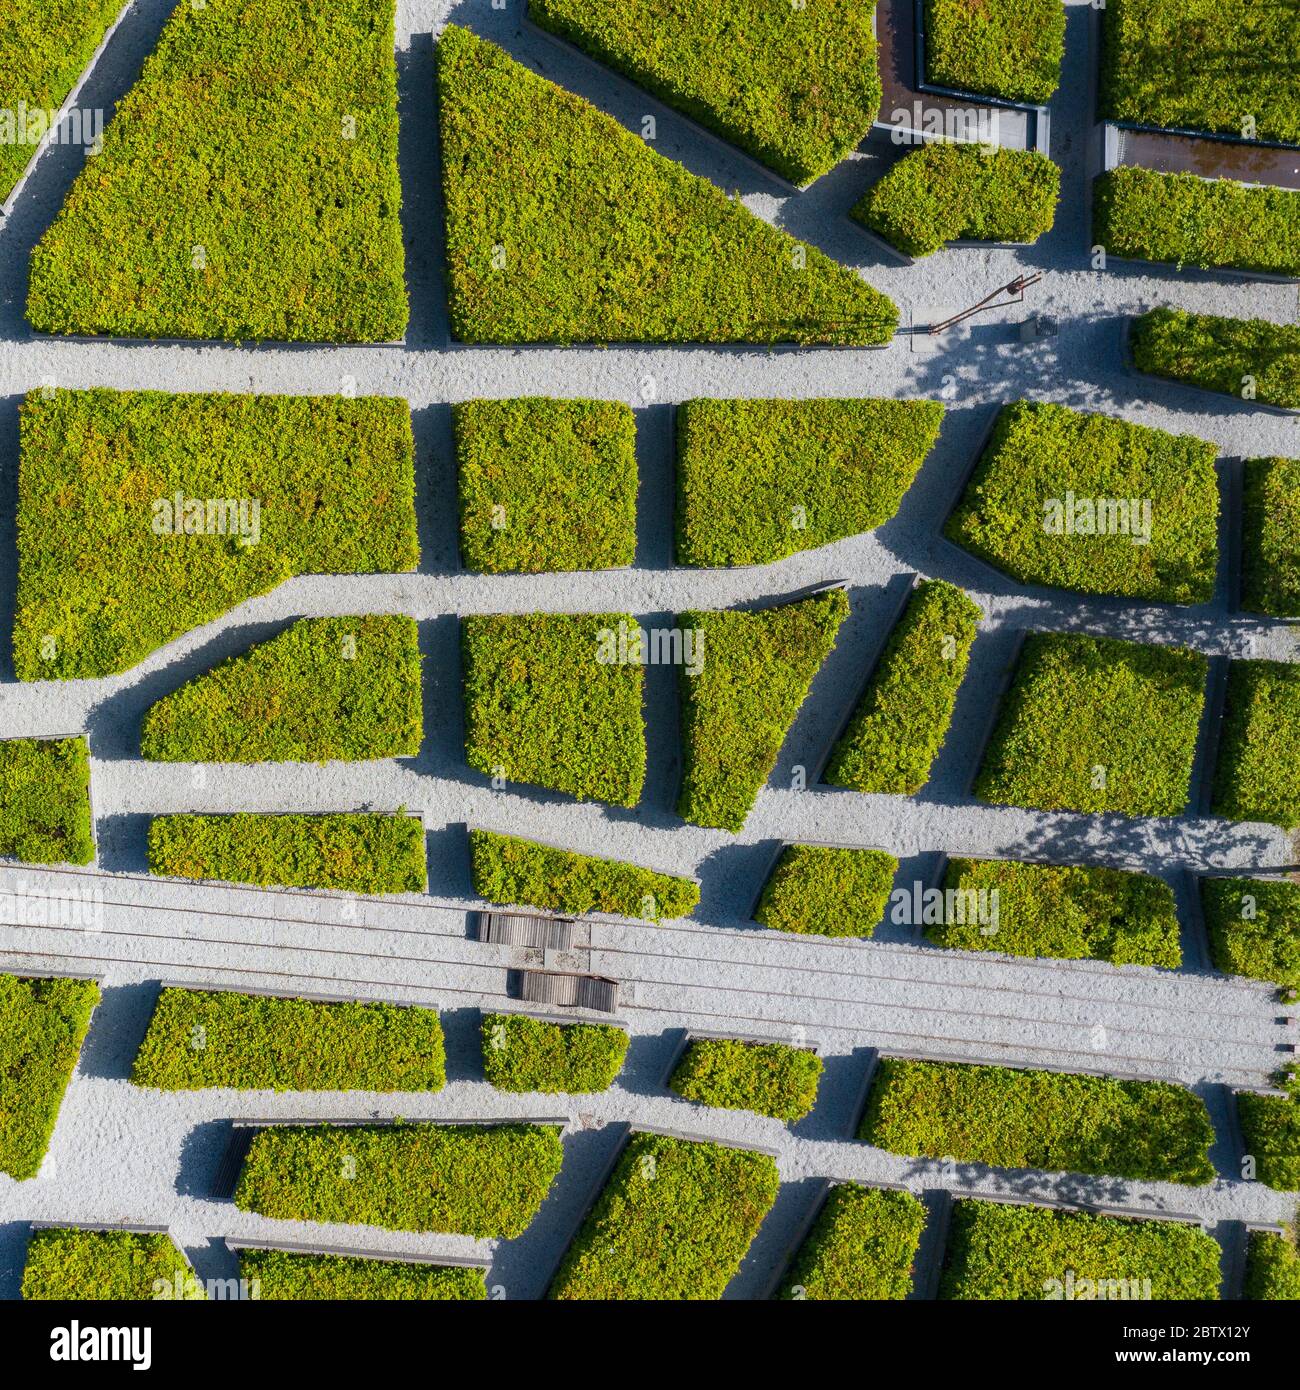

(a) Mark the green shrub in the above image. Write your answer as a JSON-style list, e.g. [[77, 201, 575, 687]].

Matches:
[[853, 145, 1059, 259], [550, 1133, 779, 1299], [234, 1122, 564, 1237], [1212, 660, 1300, 829], [147, 813, 428, 894], [753, 845, 897, 938], [530, 0, 881, 186], [777, 1185, 926, 1300], [1131, 308, 1300, 412], [140, 617, 422, 763], [825, 580, 980, 794], [975, 632, 1207, 818], [1244, 1231, 1300, 1301], [940, 1199, 1222, 1300], [455, 398, 638, 573], [930, 858, 1182, 968], [1203, 877, 1300, 992], [1237, 1093, 1300, 1192], [27, 0, 406, 341], [946, 401, 1219, 605], [131, 988, 445, 1092], [462, 613, 646, 807], [0, 975, 100, 1180], [438, 26, 896, 346], [0, 737, 94, 866], [678, 589, 849, 831], [1243, 457, 1300, 617], [675, 398, 943, 567], [923, 0, 1064, 103], [470, 830, 697, 922], [22, 1229, 204, 1301], [481, 1013, 628, 1094], [1094, 168, 1300, 277], [1100, 0, 1300, 146], [15, 389, 417, 681], [239, 1248, 486, 1301], [669, 1037, 822, 1123], [861, 1057, 1216, 1185]]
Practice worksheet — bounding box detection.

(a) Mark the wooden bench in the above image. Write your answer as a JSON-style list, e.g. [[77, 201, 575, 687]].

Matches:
[[477, 910, 575, 951], [518, 970, 619, 1014]]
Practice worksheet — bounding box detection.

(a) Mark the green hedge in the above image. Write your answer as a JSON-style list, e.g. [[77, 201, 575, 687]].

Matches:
[[753, 844, 897, 939], [147, 813, 428, 894], [550, 1133, 779, 1299], [482, 1013, 629, 1094], [1203, 877, 1300, 992], [530, 0, 881, 186], [1238, 1093, 1300, 1192], [923, 0, 1064, 104], [438, 26, 897, 346], [470, 830, 697, 922], [675, 398, 943, 568], [853, 145, 1060, 259], [234, 1122, 564, 1237], [0, 737, 94, 866], [455, 398, 638, 573], [669, 1037, 823, 1123], [239, 1248, 486, 1301], [975, 632, 1207, 818], [678, 589, 849, 831], [131, 988, 445, 1092], [1243, 457, 1300, 618], [15, 389, 417, 681], [777, 1185, 926, 1300], [462, 613, 646, 807], [861, 1057, 1216, 1185], [1131, 308, 1300, 412], [22, 1229, 203, 1301], [930, 858, 1182, 968], [1100, 0, 1300, 147], [0, 974, 99, 1180], [27, 0, 406, 341], [1244, 1232, 1300, 1301], [1094, 168, 1300, 278], [140, 616, 422, 763], [1212, 660, 1300, 829], [825, 580, 980, 794], [940, 1200, 1222, 1300], [947, 401, 1219, 605]]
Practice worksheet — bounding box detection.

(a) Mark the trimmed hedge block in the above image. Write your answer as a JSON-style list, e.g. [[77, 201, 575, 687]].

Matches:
[[753, 844, 897, 939], [1244, 1232, 1300, 1301], [0, 736, 94, 866], [1237, 1093, 1300, 1192], [1243, 457, 1300, 618], [924, 0, 1064, 104], [777, 1185, 926, 1300], [1203, 877, 1300, 992], [1212, 660, 1300, 829], [239, 1248, 486, 1301], [22, 1228, 203, 1301], [669, 1037, 823, 1123], [481, 1013, 628, 1094], [1131, 308, 1300, 413]]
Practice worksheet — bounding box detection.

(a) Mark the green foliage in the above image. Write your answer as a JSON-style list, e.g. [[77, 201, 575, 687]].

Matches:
[[27, 0, 406, 342], [15, 389, 417, 681], [22, 1229, 204, 1301], [131, 988, 445, 1092], [675, 397, 943, 567], [777, 1185, 926, 1300], [549, 1133, 779, 1299], [853, 145, 1060, 258], [0, 975, 100, 1180], [234, 1122, 565, 1237], [931, 858, 1182, 968], [481, 1013, 629, 1094], [462, 613, 646, 807], [1212, 660, 1300, 829], [1243, 457, 1300, 618], [1203, 877, 1300, 992], [147, 813, 428, 894], [1244, 1231, 1300, 1301], [1131, 308, 1300, 412], [1238, 1093, 1300, 1191], [975, 632, 1207, 818], [825, 580, 980, 794], [678, 589, 849, 831], [940, 1200, 1222, 1300], [0, 737, 94, 866], [1100, 0, 1300, 146], [924, 0, 1065, 103], [470, 830, 698, 922], [140, 617, 422, 763], [669, 1037, 822, 1122], [455, 398, 638, 573], [753, 845, 897, 939], [438, 26, 897, 346], [861, 1057, 1217, 1185], [1094, 168, 1300, 277], [946, 401, 1219, 605], [239, 1249, 486, 1301]]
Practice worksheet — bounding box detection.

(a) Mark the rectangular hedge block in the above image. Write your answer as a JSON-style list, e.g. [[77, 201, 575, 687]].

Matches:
[[1242, 457, 1300, 618], [1203, 877, 1300, 993], [668, 1037, 823, 1123], [0, 736, 94, 866], [481, 1012, 629, 1094], [753, 844, 897, 939], [1212, 660, 1300, 829], [923, 0, 1065, 104], [1244, 1231, 1300, 1301], [1237, 1093, 1300, 1192], [1131, 308, 1300, 413], [776, 1185, 926, 1300], [238, 1248, 486, 1301], [22, 1228, 203, 1301]]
